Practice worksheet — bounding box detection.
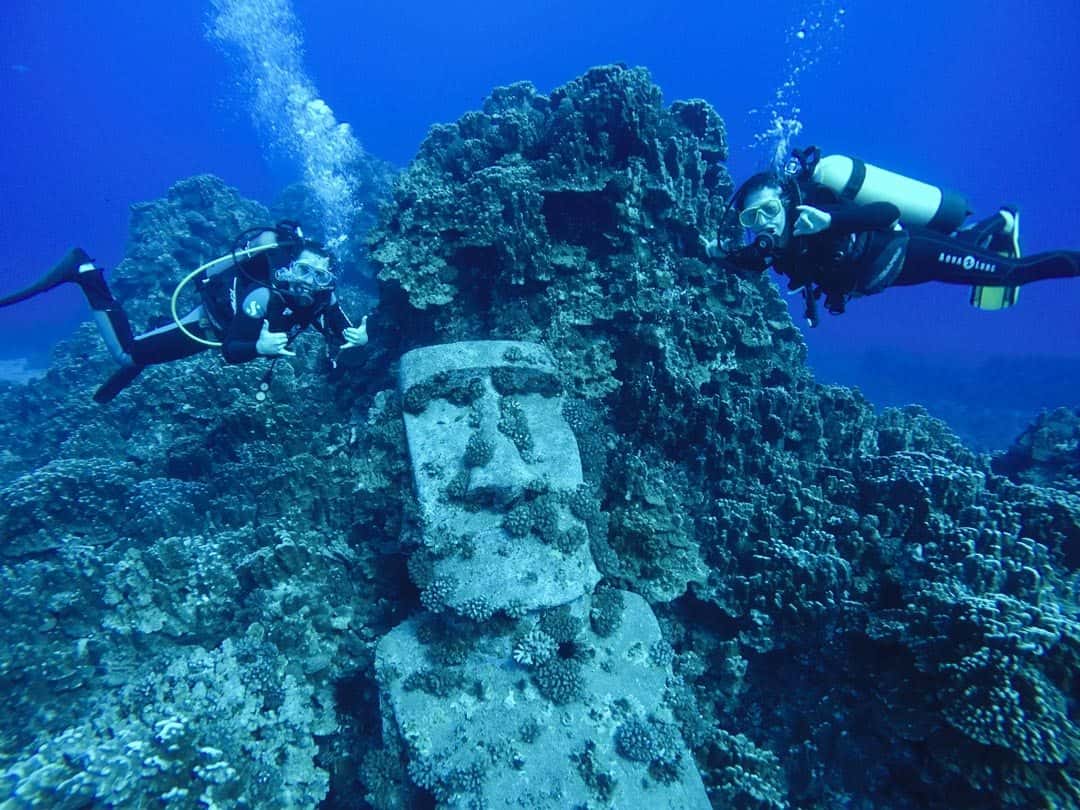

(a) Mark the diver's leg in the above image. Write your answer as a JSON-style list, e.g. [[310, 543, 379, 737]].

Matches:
[[0, 248, 145, 369], [92, 307, 211, 404], [1000, 251, 1080, 285], [991, 207, 1021, 258], [126, 307, 211, 366], [954, 212, 1003, 248], [63, 263, 144, 368], [952, 208, 1020, 258], [62, 260, 208, 368], [895, 230, 1078, 287]]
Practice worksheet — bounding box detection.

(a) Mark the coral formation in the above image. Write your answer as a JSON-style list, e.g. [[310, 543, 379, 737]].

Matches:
[[463, 432, 494, 467], [511, 629, 557, 667], [532, 657, 584, 705]]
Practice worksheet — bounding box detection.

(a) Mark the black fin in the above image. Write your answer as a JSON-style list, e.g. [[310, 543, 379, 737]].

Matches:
[[0, 248, 94, 308]]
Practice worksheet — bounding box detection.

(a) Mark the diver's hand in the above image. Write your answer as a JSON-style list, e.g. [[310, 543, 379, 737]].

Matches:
[[340, 316, 368, 350], [699, 235, 724, 259], [793, 205, 831, 236], [256, 321, 296, 357]]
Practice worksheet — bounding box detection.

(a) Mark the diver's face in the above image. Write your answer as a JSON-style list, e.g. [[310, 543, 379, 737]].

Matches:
[[740, 187, 787, 244], [293, 250, 335, 287], [275, 249, 335, 305]]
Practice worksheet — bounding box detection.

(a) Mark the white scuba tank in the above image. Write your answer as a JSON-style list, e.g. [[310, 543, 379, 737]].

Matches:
[[812, 153, 1019, 310], [812, 154, 970, 233]]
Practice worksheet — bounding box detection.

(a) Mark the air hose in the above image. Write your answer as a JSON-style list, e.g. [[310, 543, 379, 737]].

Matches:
[[169, 242, 282, 346]]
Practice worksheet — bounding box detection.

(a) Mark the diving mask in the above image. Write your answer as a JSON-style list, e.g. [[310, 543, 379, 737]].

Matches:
[[275, 254, 335, 291], [273, 251, 337, 305], [738, 198, 785, 228]]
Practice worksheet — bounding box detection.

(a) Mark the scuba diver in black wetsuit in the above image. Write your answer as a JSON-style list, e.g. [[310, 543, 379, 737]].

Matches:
[[0, 222, 369, 403], [715, 146, 1080, 326]]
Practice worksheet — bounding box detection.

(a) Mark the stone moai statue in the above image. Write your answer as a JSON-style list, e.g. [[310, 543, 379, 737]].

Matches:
[[376, 341, 710, 809], [396, 340, 600, 617]]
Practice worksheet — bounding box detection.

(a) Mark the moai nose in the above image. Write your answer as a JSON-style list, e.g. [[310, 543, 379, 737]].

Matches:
[[463, 384, 538, 508], [467, 427, 538, 508]]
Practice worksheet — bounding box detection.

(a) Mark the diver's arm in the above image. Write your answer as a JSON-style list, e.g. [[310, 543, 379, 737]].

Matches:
[[221, 307, 263, 364], [221, 315, 262, 364], [221, 286, 293, 362], [820, 201, 901, 232]]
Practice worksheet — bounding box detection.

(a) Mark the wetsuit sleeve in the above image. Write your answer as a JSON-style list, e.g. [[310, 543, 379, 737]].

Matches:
[[823, 201, 901, 233], [221, 286, 271, 364]]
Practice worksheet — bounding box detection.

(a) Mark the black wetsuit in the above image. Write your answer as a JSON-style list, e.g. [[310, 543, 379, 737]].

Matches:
[[85, 250, 353, 402], [736, 189, 1080, 317]]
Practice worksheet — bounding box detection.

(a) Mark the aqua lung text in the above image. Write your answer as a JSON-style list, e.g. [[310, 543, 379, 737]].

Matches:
[[938, 252, 997, 273]]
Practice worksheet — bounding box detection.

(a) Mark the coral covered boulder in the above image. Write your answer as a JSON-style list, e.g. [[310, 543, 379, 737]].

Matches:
[[375, 590, 710, 809]]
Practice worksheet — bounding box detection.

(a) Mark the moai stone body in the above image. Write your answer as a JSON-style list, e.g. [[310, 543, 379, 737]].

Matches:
[[378, 341, 710, 809], [377, 589, 712, 808]]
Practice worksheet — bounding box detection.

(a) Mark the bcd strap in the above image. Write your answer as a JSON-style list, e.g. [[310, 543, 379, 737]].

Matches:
[[840, 158, 866, 201]]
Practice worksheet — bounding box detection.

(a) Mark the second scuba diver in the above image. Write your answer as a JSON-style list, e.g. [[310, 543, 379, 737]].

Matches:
[[0, 222, 369, 403], [716, 147, 1080, 325]]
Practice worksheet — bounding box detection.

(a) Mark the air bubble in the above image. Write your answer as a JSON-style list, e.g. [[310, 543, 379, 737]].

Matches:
[[749, 1, 849, 169], [208, 0, 362, 256]]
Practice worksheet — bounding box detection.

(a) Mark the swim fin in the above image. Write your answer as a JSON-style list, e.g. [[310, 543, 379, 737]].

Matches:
[[0, 248, 94, 308], [969, 285, 1020, 310], [93, 365, 143, 404]]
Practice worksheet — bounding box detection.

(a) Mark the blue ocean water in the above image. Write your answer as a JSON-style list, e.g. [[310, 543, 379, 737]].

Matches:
[[2, 0, 1078, 445]]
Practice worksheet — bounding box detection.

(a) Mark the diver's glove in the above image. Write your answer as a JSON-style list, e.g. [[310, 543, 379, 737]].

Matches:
[[792, 205, 831, 236], [340, 316, 369, 350], [256, 321, 296, 357]]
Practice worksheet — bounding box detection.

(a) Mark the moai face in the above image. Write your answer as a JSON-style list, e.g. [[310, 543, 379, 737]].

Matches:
[[399, 341, 599, 616]]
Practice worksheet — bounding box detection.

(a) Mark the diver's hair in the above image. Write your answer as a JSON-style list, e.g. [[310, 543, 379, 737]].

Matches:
[[296, 240, 340, 275], [731, 171, 789, 212]]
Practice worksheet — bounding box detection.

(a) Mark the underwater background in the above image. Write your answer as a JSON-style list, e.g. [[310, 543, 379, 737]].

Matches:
[[3, 0, 1079, 448], [1, 2, 1079, 809]]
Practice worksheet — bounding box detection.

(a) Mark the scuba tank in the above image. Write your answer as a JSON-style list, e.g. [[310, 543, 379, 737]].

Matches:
[[170, 221, 308, 347], [810, 153, 970, 233]]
